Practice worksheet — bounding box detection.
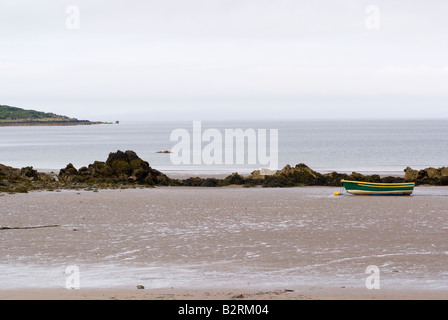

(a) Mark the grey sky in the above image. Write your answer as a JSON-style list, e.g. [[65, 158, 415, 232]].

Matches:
[[1, 0, 447, 121]]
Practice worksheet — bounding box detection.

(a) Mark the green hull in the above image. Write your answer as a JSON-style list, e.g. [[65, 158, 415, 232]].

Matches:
[[342, 180, 415, 195]]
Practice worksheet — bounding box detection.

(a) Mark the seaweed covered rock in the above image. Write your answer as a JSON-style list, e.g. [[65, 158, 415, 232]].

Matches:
[[0, 164, 57, 193], [380, 176, 405, 183], [222, 172, 245, 185], [106, 150, 139, 164], [59, 163, 78, 182], [20, 166, 40, 180], [5, 154, 448, 192], [259, 163, 326, 187], [404, 167, 418, 181], [255, 165, 409, 188], [345, 172, 382, 183], [440, 176, 448, 186], [58, 150, 174, 186], [201, 178, 218, 187], [182, 176, 205, 187], [322, 171, 349, 186], [403, 166, 448, 185], [88, 161, 114, 178]]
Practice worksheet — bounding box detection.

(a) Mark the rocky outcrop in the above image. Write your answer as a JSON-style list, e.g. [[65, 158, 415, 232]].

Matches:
[[2, 151, 448, 193], [404, 166, 448, 185], [0, 164, 57, 193], [54, 157, 435, 189], [223, 173, 245, 185], [258, 164, 324, 187], [404, 167, 418, 181], [59, 150, 176, 187], [247, 164, 405, 188]]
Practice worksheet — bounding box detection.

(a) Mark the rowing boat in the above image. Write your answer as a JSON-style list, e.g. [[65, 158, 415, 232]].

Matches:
[[341, 180, 415, 196]]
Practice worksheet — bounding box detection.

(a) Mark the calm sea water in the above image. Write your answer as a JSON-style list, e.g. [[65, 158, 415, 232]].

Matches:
[[1, 120, 447, 174]]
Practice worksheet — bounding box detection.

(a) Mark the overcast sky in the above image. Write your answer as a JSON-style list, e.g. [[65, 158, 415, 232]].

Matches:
[[1, 0, 447, 121]]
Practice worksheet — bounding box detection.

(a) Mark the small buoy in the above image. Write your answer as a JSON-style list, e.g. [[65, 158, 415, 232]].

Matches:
[[334, 192, 340, 196]]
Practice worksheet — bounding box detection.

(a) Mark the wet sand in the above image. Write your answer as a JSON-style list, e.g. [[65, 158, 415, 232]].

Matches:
[[1, 186, 447, 300], [2, 287, 446, 300]]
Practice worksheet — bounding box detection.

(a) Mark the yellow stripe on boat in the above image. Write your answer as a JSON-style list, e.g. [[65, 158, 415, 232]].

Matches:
[[357, 184, 414, 188]]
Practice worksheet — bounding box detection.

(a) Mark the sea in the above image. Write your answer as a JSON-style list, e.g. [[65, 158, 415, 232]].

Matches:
[[1, 120, 448, 175]]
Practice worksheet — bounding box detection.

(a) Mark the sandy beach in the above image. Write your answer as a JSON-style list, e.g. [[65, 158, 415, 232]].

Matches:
[[2, 287, 446, 300], [1, 186, 447, 300]]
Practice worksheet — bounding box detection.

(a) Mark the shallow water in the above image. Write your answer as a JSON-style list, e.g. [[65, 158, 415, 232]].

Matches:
[[1, 120, 448, 174]]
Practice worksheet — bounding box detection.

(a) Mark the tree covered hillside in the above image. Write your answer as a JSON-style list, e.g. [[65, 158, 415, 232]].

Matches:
[[0, 105, 73, 121]]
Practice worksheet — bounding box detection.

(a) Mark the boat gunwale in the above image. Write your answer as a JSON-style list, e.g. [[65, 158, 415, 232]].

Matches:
[[341, 180, 415, 186]]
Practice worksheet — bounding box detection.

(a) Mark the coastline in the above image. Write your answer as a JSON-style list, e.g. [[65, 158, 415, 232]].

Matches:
[[2, 150, 446, 195], [0, 120, 112, 126], [35, 168, 406, 180]]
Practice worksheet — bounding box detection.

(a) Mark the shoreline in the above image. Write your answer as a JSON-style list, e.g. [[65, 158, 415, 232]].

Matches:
[[0, 120, 113, 127], [34, 168, 406, 180], [6, 149, 448, 192], [1, 148, 446, 195], [150, 170, 406, 180]]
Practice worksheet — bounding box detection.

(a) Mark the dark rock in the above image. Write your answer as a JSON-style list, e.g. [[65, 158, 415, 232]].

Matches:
[[106, 150, 129, 164], [183, 177, 204, 187], [381, 176, 405, 183], [201, 178, 217, 187], [60, 163, 78, 176], [20, 166, 40, 180], [440, 176, 448, 186], [263, 177, 293, 188], [402, 166, 448, 185], [125, 150, 139, 161], [223, 173, 245, 185], [323, 171, 349, 186], [58, 150, 174, 187], [417, 169, 428, 180], [348, 172, 366, 181], [366, 174, 382, 183], [78, 166, 90, 176], [258, 163, 326, 187]]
